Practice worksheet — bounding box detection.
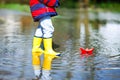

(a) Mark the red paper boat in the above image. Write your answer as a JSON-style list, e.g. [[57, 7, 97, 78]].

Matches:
[[80, 47, 94, 57]]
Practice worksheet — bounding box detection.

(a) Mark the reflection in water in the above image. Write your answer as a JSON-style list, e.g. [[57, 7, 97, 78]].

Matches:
[[0, 9, 34, 80], [0, 9, 120, 80]]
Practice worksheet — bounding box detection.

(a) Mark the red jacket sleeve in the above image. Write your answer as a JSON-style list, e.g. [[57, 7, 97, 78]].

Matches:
[[39, 0, 59, 7]]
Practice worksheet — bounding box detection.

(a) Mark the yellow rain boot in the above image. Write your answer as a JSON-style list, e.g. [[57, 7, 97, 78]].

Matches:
[[32, 37, 44, 79], [41, 38, 60, 80], [43, 38, 60, 59]]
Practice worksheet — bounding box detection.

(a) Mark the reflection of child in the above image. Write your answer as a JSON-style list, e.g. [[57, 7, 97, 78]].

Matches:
[[29, 0, 60, 79]]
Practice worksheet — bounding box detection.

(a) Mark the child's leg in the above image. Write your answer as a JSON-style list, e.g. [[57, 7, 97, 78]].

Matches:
[[40, 15, 60, 63], [34, 25, 44, 38], [40, 16, 54, 38]]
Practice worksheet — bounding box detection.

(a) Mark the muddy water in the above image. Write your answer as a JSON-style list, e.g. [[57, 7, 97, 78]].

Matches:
[[0, 9, 120, 80]]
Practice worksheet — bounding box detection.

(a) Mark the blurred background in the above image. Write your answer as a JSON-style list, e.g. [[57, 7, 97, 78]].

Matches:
[[0, 0, 120, 80], [0, 0, 120, 11]]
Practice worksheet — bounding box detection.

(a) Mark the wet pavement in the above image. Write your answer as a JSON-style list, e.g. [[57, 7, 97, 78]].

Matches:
[[0, 9, 120, 80]]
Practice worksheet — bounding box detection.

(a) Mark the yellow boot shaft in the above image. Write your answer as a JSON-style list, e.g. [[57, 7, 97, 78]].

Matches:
[[32, 37, 44, 53], [43, 38, 60, 57]]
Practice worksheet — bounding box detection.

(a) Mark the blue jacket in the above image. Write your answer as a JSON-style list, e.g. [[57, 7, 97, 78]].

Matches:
[[29, 0, 59, 22]]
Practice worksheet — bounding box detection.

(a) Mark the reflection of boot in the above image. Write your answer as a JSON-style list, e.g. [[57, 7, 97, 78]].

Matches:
[[32, 37, 44, 79], [41, 38, 60, 80]]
